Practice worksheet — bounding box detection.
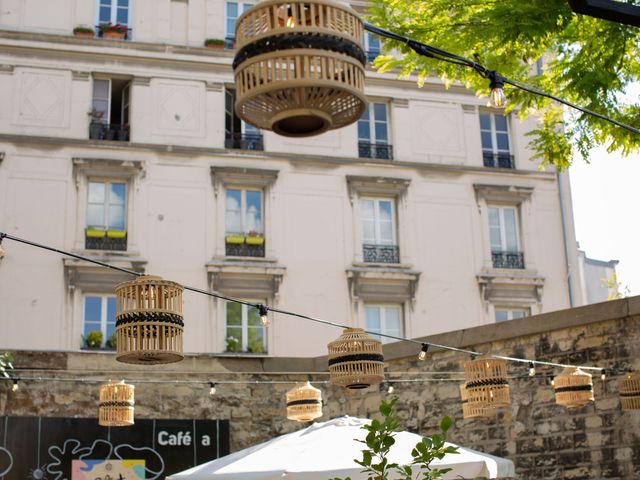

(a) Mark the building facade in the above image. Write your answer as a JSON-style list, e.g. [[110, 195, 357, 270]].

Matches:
[[0, 0, 585, 358]]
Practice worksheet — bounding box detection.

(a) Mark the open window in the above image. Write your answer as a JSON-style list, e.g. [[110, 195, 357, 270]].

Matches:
[[90, 77, 131, 141]]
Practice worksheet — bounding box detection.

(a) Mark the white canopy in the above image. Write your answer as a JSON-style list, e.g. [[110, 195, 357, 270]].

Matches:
[[168, 416, 515, 479]]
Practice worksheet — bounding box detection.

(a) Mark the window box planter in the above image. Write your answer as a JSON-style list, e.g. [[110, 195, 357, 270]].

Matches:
[[86, 228, 106, 238], [102, 30, 125, 40], [204, 39, 225, 49], [73, 27, 95, 38], [89, 121, 104, 140], [225, 235, 245, 244], [106, 229, 126, 239], [245, 235, 265, 245]]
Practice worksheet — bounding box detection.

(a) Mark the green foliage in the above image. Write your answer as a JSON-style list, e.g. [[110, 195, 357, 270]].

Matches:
[[602, 272, 631, 300], [0, 352, 13, 379], [331, 398, 458, 480], [106, 332, 118, 350], [367, 0, 640, 170], [84, 330, 104, 349]]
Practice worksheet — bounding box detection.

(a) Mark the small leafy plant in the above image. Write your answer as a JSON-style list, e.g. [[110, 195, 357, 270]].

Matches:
[[0, 352, 13, 379], [332, 398, 458, 480], [83, 330, 104, 349]]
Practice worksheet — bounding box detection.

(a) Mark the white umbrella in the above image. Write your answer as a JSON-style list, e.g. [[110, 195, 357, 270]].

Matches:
[[168, 416, 515, 479]]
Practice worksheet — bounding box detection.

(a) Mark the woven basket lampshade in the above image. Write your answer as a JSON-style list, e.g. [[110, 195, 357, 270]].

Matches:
[[328, 328, 384, 389], [233, 0, 367, 137], [115, 275, 184, 365], [286, 381, 323, 422], [98, 379, 135, 427], [464, 356, 510, 409], [554, 367, 594, 408], [619, 371, 640, 411], [459, 383, 488, 419]]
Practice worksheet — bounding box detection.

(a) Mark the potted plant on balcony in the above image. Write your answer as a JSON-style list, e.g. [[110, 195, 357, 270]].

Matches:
[[83, 330, 104, 349], [99, 22, 127, 40], [204, 38, 225, 49], [225, 234, 245, 244], [85, 227, 106, 238], [117, 124, 130, 141], [88, 108, 104, 140], [73, 26, 95, 38], [245, 230, 265, 245]]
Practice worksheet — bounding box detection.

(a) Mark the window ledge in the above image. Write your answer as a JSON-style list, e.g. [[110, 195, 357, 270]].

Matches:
[[351, 262, 415, 272], [477, 271, 545, 303], [216, 352, 270, 358], [64, 255, 146, 293], [347, 266, 420, 303]]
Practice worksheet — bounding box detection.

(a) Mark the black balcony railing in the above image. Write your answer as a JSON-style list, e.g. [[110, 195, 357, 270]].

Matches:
[[226, 241, 265, 258], [483, 151, 514, 169], [363, 244, 400, 264], [225, 36, 236, 49], [225, 133, 264, 150], [491, 251, 525, 269], [359, 142, 393, 160], [95, 25, 132, 40], [89, 122, 130, 141], [85, 233, 127, 251]]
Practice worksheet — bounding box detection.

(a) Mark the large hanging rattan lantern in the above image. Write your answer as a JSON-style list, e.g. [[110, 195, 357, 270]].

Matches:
[[554, 367, 594, 408], [98, 379, 135, 427], [459, 383, 488, 419], [619, 371, 640, 411], [328, 328, 384, 389], [233, 0, 367, 137], [464, 356, 510, 409], [115, 275, 184, 365], [286, 381, 323, 422]]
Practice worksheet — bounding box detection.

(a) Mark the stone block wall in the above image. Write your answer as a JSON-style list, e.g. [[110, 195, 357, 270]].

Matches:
[[2, 297, 640, 479]]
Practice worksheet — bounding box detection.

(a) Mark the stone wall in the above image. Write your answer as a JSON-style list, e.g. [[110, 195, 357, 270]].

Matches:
[[2, 297, 640, 479]]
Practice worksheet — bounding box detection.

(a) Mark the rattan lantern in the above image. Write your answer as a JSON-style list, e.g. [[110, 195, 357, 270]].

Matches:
[[459, 383, 488, 419], [328, 328, 384, 389], [286, 381, 323, 422], [233, 0, 367, 137], [115, 275, 184, 365], [619, 371, 640, 411], [554, 367, 594, 408], [98, 379, 135, 427], [464, 356, 510, 409]]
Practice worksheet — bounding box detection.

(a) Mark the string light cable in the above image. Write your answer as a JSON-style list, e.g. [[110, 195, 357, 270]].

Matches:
[[0, 232, 608, 375]]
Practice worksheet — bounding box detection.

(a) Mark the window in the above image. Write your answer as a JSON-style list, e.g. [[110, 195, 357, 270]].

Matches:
[[225, 2, 253, 48], [365, 305, 402, 343], [83, 295, 117, 349], [361, 198, 398, 263], [358, 103, 392, 159], [224, 89, 263, 150], [86, 180, 127, 251], [90, 78, 131, 141], [364, 32, 381, 63], [225, 302, 266, 353], [480, 113, 512, 168], [97, 0, 131, 38], [488, 206, 523, 269], [225, 188, 264, 257], [495, 307, 529, 322]]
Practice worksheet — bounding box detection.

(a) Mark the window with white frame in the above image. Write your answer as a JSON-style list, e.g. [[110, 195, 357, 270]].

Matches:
[[365, 305, 403, 343], [361, 198, 398, 263], [358, 103, 392, 159], [225, 302, 267, 353], [364, 32, 381, 63], [480, 113, 512, 168], [97, 0, 131, 38], [225, 2, 253, 48], [495, 307, 530, 322], [488, 205, 523, 269], [225, 188, 264, 257], [83, 295, 117, 349], [90, 78, 131, 141], [86, 180, 127, 251]]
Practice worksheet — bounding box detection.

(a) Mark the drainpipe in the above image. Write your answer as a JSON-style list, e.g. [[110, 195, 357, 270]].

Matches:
[[557, 171, 575, 307]]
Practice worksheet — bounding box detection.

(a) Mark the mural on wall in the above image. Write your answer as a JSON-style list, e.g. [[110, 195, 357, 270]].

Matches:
[[0, 417, 229, 480]]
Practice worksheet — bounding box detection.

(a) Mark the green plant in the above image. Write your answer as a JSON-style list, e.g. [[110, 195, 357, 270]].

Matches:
[[84, 330, 104, 349], [204, 38, 225, 47], [73, 26, 95, 34], [0, 352, 13, 379], [100, 22, 128, 34], [106, 332, 117, 350], [331, 398, 458, 480]]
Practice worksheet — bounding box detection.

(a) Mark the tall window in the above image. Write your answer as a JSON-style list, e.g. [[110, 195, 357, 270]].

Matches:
[[97, 0, 131, 38], [226, 2, 253, 48], [224, 89, 263, 150], [90, 78, 131, 141], [86, 180, 127, 251], [495, 308, 529, 322], [361, 198, 398, 263], [364, 32, 381, 63], [83, 295, 117, 349], [358, 103, 392, 159], [225, 188, 264, 257], [480, 113, 512, 168], [488, 206, 523, 269], [225, 302, 266, 353], [365, 305, 402, 343]]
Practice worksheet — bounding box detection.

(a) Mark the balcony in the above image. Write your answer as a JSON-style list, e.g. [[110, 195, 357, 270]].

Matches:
[[491, 251, 525, 269], [359, 142, 393, 160], [225, 133, 264, 151], [95, 25, 132, 41], [483, 152, 514, 169], [363, 244, 400, 264], [85, 229, 127, 251], [225, 235, 265, 258], [89, 122, 130, 141]]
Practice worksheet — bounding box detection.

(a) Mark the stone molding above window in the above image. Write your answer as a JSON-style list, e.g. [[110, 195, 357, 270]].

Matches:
[[210, 166, 278, 197], [63, 257, 146, 294], [72, 157, 145, 188], [473, 183, 533, 204], [477, 271, 545, 305], [206, 260, 285, 300], [347, 266, 420, 304], [346, 175, 410, 204]]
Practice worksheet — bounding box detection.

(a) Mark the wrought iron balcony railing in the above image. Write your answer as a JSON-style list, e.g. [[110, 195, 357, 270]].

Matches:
[[226, 241, 265, 258], [225, 133, 264, 151], [95, 25, 132, 41], [491, 251, 525, 269], [363, 244, 400, 264], [359, 142, 393, 160], [85, 233, 127, 251], [89, 122, 130, 141], [225, 36, 236, 49], [483, 152, 514, 169]]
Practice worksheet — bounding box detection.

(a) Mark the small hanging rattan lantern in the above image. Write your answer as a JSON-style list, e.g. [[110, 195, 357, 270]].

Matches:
[[328, 328, 384, 389], [233, 0, 367, 137], [619, 371, 640, 411], [554, 367, 594, 408], [98, 379, 135, 427], [459, 383, 488, 419], [286, 381, 323, 422], [115, 275, 184, 365], [464, 356, 510, 409]]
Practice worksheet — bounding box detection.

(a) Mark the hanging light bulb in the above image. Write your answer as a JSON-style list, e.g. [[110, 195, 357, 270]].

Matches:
[[550, 376, 555, 386], [209, 382, 217, 396], [418, 343, 429, 361], [488, 72, 507, 108], [601, 369, 606, 381], [11, 379, 18, 392], [529, 362, 535, 377], [387, 383, 394, 394], [0, 233, 6, 259], [258, 304, 269, 327]]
